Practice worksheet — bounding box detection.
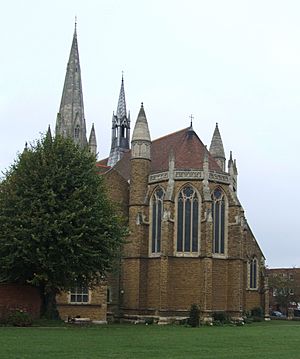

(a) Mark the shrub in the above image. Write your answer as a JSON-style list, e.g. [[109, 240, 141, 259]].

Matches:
[[189, 304, 200, 327], [251, 307, 263, 318], [212, 312, 230, 324], [213, 320, 223, 326], [145, 318, 154, 325], [250, 307, 263, 321], [7, 310, 33, 327]]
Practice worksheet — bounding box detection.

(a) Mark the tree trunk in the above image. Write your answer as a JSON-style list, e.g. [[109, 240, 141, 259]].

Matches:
[[40, 286, 60, 320]]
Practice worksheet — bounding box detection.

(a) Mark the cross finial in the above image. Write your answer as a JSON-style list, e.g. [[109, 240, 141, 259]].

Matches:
[[189, 114, 194, 127]]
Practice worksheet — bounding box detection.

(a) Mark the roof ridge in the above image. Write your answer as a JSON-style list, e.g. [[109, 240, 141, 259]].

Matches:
[[152, 127, 190, 143]]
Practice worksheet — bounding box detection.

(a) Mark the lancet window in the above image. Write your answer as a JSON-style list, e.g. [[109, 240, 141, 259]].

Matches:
[[249, 257, 258, 289], [151, 187, 164, 253], [177, 185, 199, 253], [212, 188, 226, 254]]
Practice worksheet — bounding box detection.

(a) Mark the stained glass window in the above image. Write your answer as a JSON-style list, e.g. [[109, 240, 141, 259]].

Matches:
[[177, 186, 199, 253], [151, 188, 164, 253], [212, 188, 225, 254], [249, 258, 258, 289]]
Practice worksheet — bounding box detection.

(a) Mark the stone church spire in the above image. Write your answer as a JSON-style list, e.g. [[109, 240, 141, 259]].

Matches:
[[209, 123, 226, 171], [107, 75, 130, 167], [55, 23, 87, 147]]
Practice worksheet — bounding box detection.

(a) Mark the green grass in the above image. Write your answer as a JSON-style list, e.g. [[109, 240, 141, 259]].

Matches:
[[0, 321, 299, 359]]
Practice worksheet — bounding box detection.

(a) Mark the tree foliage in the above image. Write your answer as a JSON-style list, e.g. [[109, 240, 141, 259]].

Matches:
[[268, 273, 300, 314], [0, 133, 126, 317]]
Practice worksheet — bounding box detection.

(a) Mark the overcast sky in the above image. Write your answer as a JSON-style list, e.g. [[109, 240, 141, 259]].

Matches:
[[1, 0, 299, 268]]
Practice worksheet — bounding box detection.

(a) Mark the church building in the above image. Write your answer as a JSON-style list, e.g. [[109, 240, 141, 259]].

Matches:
[[56, 25, 268, 322]]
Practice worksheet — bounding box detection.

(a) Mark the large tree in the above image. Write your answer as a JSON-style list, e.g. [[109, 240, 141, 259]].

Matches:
[[269, 274, 300, 315], [0, 132, 126, 318]]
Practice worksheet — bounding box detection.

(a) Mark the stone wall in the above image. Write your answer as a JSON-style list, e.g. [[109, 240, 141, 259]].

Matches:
[[56, 286, 107, 321]]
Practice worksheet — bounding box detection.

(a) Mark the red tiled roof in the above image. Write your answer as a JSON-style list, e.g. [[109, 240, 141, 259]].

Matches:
[[150, 127, 221, 173], [96, 158, 109, 167], [98, 128, 223, 181]]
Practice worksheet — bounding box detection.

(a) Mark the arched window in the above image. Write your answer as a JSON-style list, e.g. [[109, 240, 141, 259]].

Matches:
[[74, 125, 80, 138], [121, 125, 125, 138], [212, 188, 225, 254], [249, 258, 258, 289], [151, 187, 164, 253], [177, 185, 199, 253]]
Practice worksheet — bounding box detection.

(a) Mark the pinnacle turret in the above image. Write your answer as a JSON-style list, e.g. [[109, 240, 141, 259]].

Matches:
[[107, 75, 130, 167], [89, 123, 97, 156], [209, 123, 226, 171], [55, 24, 87, 147], [131, 103, 151, 160], [228, 151, 234, 176], [228, 151, 238, 191]]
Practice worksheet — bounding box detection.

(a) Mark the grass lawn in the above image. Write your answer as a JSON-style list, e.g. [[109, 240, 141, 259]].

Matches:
[[0, 321, 299, 359]]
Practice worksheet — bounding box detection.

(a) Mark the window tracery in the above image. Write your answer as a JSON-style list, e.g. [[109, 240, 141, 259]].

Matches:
[[151, 187, 164, 253], [176, 185, 199, 253], [212, 188, 225, 254]]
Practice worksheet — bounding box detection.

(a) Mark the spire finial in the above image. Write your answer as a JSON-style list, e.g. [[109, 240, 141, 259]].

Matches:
[[141, 102, 144, 108], [122, 70, 124, 81], [74, 16, 77, 33], [189, 114, 194, 127]]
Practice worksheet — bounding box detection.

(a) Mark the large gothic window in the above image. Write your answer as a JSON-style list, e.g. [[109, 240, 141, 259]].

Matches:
[[249, 257, 258, 289], [212, 188, 225, 254], [177, 185, 199, 253], [151, 187, 164, 253]]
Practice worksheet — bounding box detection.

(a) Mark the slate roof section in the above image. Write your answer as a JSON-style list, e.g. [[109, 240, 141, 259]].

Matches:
[[97, 127, 224, 181]]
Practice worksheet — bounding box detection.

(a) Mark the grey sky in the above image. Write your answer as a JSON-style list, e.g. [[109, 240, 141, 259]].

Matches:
[[1, 0, 299, 268]]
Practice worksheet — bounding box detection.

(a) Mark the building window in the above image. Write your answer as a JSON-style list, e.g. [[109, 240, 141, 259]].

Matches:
[[151, 187, 164, 253], [70, 286, 89, 304], [249, 258, 258, 289], [177, 185, 199, 253], [74, 125, 80, 138], [212, 188, 225, 254]]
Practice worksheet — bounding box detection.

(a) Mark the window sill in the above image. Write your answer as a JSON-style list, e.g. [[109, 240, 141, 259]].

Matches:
[[212, 253, 227, 259], [175, 252, 201, 257]]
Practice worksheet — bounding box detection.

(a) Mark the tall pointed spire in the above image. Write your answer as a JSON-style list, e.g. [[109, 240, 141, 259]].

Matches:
[[209, 123, 226, 171], [116, 74, 127, 119], [107, 74, 130, 167], [55, 23, 87, 147]]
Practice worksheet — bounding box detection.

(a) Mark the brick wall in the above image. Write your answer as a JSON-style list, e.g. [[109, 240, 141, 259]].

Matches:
[[0, 284, 41, 319]]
